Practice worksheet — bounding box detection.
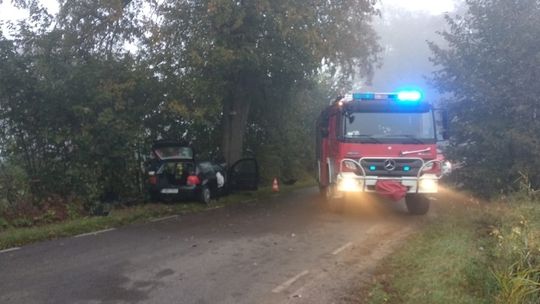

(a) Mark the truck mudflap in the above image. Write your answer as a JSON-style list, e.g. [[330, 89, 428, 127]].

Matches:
[[336, 158, 443, 194]]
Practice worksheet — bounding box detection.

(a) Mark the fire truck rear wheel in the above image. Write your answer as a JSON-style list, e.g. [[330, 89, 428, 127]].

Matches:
[[405, 194, 430, 215]]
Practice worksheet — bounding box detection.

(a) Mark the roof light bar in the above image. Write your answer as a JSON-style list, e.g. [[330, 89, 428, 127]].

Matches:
[[353, 92, 375, 100], [347, 90, 423, 103], [397, 90, 422, 102]]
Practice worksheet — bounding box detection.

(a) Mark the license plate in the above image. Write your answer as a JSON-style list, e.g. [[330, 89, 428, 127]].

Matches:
[[161, 188, 179, 194]]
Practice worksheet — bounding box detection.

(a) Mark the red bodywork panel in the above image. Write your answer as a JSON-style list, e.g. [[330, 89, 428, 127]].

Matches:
[[337, 143, 437, 160]]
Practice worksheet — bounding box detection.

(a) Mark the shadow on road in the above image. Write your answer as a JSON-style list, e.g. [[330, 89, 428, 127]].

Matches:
[[316, 192, 411, 220]]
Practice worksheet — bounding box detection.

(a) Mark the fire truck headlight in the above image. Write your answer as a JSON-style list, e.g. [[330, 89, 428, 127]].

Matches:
[[419, 179, 438, 192], [338, 176, 362, 192], [344, 161, 357, 170]]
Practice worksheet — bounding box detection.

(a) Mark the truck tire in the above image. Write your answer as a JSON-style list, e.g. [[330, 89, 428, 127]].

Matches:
[[319, 185, 328, 198], [405, 194, 430, 215]]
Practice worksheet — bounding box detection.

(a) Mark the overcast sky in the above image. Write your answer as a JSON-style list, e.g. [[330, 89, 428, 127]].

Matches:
[[0, 0, 458, 101], [368, 0, 462, 102], [1, 0, 457, 22], [0, 0, 58, 21], [380, 0, 456, 15]]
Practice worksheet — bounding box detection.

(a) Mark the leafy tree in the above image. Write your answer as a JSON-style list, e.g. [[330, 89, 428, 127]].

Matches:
[[0, 0, 159, 203], [430, 0, 540, 197], [244, 73, 340, 182], [0, 0, 380, 210], [150, 0, 381, 165]]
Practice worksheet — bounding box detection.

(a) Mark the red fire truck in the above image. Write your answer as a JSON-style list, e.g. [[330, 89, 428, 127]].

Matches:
[[316, 91, 449, 215]]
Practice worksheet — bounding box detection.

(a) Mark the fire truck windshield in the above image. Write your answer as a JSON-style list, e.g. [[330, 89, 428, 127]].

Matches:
[[342, 111, 436, 144]]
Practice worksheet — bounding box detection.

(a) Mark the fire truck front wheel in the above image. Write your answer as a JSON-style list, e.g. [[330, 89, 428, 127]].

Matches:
[[322, 185, 345, 213], [405, 194, 430, 215], [319, 186, 328, 198]]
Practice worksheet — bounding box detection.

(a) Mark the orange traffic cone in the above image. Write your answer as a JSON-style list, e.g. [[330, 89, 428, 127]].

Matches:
[[272, 178, 280, 192]]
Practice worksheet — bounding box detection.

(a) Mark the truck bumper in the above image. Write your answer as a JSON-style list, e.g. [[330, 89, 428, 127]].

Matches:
[[336, 172, 439, 194]]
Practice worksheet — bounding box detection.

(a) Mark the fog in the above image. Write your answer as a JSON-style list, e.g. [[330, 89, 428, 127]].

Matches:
[[365, 1, 465, 104]]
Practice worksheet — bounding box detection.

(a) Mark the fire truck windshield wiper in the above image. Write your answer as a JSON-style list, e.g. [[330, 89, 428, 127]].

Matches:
[[385, 134, 425, 144], [347, 134, 381, 143]]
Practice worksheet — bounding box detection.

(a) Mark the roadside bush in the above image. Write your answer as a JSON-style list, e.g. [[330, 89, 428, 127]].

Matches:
[[481, 195, 540, 304], [0, 178, 87, 228], [491, 216, 540, 304], [430, 0, 540, 197], [0, 217, 9, 229], [0, 163, 32, 207]]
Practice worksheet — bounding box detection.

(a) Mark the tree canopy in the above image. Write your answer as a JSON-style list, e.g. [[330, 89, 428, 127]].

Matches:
[[150, 0, 381, 164], [430, 0, 540, 197], [0, 0, 381, 214]]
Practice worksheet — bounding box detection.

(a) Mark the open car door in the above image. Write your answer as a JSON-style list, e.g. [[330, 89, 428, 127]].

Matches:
[[228, 158, 259, 191]]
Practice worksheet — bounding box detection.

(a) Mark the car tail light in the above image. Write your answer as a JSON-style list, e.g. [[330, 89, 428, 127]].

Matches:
[[149, 176, 157, 185], [187, 175, 200, 186]]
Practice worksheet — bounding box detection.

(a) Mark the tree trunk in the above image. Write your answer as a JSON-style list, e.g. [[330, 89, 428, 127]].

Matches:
[[221, 86, 251, 166]]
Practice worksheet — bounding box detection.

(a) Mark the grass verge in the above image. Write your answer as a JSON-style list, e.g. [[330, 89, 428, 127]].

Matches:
[[363, 193, 540, 304], [0, 179, 315, 250]]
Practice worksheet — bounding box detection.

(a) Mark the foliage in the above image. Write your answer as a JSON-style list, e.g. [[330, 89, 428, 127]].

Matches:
[[248, 76, 339, 182], [0, 0, 160, 206], [149, 0, 381, 164], [0, 0, 380, 223], [489, 197, 540, 303], [365, 192, 540, 304], [430, 0, 540, 197]]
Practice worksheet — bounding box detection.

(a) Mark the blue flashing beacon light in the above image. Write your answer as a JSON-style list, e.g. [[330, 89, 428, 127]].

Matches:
[[397, 90, 422, 102], [353, 92, 375, 100], [369, 165, 377, 171]]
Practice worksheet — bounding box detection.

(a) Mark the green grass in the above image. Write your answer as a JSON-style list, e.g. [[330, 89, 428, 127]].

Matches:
[[365, 195, 540, 304], [0, 179, 316, 249]]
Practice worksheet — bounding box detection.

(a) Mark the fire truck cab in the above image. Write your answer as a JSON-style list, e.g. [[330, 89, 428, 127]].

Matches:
[[316, 91, 449, 215]]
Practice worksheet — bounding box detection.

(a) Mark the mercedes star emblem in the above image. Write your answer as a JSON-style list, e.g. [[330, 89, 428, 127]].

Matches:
[[384, 159, 397, 171]]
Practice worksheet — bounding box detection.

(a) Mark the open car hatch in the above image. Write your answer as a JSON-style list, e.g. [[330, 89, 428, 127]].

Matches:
[[151, 141, 194, 161]]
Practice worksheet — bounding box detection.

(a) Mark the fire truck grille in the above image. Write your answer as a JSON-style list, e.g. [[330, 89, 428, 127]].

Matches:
[[360, 158, 423, 177]]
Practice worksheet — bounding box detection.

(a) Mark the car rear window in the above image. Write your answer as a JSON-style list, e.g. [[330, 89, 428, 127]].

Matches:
[[154, 147, 193, 160], [197, 162, 215, 174]]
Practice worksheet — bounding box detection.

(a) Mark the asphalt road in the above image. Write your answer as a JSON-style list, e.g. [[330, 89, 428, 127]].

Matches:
[[0, 188, 427, 304]]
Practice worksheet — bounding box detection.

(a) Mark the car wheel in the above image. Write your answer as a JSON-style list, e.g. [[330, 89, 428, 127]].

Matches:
[[199, 186, 212, 205], [405, 194, 430, 215], [148, 190, 161, 203]]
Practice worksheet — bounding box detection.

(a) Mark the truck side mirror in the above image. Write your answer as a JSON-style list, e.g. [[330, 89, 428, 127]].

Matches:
[[442, 130, 450, 140], [435, 109, 450, 140], [441, 110, 449, 140], [320, 127, 329, 138]]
